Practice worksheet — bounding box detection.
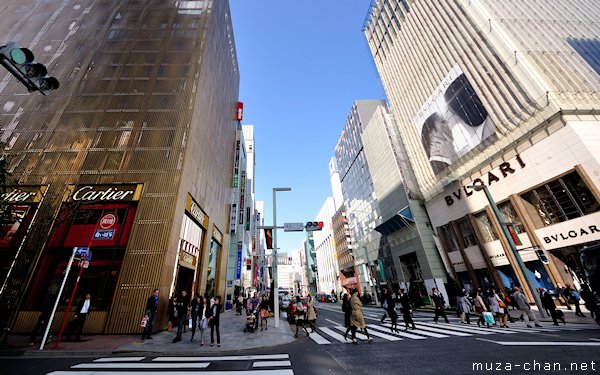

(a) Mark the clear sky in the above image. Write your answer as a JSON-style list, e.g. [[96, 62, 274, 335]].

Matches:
[[229, 1, 385, 254]]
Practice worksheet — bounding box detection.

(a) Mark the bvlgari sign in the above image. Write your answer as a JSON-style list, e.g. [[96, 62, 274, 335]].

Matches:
[[69, 184, 142, 202], [535, 211, 600, 250]]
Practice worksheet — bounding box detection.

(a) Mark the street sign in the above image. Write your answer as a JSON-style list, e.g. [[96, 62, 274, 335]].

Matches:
[[73, 247, 91, 261], [100, 213, 117, 229], [284, 222, 304, 232]]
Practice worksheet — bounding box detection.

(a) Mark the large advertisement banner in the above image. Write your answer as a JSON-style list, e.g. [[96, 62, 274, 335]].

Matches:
[[413, 65, 495, 174]]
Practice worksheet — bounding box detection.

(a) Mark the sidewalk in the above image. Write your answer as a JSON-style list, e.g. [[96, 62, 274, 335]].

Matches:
[[2, 310, 296, 357]]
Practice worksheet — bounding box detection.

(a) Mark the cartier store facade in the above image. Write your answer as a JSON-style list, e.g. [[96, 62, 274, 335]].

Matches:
[[0, 0, 239, 334], [426, 119, 600, 301]]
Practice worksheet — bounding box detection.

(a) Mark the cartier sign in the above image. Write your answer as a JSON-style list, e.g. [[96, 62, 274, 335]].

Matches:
[[71, 185, 140, 202]]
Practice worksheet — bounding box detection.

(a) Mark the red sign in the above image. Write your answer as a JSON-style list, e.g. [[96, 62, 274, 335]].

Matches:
[[99, 213, 117, 229], [236, 102, 244, 121]]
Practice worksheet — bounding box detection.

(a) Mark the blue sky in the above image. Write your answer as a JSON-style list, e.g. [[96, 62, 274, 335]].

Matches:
[[229, 1, 385, 254]]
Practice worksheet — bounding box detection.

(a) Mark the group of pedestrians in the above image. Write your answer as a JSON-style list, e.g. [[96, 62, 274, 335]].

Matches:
[[153, 290, 222, 346], [293, 295, 317, 338]]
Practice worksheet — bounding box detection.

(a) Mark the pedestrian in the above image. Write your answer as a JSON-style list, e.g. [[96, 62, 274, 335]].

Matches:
[[380, 288, 389, 324], [172, 290, 189, 342], [198, 296, 209, 346], [496, 290, 510, 328], [347, 288, 373, 344], [306, 295, 317, 333], [539, 288, 562, 325], [456, 289, 472, 324], [473, 289, 490, 328], [430, 288, 449, 323], [167, 294, 176, 332], [580, 284, 600, 324], [486, 287, 505, 327], [341, 293, 353, 338], [512, 286, 541, 328], [142, 288, 159, 340], [189, 293, 202, 341], [67, 292, 92, 341], [293, 295, 310, 338], [399, 289, 416, 331], [251, 292, 261, 330], [570, 287, 585, 317], [208, 295, 221, 347], [236, 294, 244, 315], [259, 294, 270, 331], [558, 284, 572, 310], [383, 288, 398, 332]]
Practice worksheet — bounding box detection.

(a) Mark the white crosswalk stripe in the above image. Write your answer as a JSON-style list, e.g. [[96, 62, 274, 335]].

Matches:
[[47, 354, 294, 374], [310, 321, 599, 345]]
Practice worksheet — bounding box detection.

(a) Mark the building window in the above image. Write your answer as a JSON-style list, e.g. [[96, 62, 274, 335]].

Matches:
[[520, 171, 599, 226], [439, 224, 459, 252], [473, 211, 498, 243], [457, 218, 477, 247], [497, 201, 525, 234]]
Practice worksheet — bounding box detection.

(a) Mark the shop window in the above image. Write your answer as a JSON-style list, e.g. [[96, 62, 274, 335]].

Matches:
[[520, 171, 599, 226], [457, 218, 477, 247], [473, 211, 498, 243], [205, 238, 220, 298], [439, 224, 459, 252], [497, 202, 525, 234]]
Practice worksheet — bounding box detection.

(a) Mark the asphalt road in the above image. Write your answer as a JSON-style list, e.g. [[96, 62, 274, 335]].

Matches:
[[2, 302, 600, 375]]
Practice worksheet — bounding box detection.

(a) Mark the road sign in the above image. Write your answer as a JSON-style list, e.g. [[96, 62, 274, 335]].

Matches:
[[284, 222, 304, 232], [100, 213, 117, 229], [73, 247, 91, 261]]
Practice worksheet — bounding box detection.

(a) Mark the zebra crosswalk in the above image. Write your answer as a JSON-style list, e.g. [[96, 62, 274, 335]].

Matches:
[[307, 321, 600, 345], [46, 354, 294, 375]]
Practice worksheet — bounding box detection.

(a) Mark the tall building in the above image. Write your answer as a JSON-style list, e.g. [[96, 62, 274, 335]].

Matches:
[[312, 197, 342, 295], [0, 0, 240, 334], [364, 0, 600, 298]]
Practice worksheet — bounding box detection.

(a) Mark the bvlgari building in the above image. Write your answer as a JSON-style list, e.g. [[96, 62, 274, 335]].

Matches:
[[0, 0, 240, 334], [365, 0, 600, 299]]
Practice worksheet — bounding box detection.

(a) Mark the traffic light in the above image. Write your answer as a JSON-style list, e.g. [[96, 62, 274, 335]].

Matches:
[[0, 42, 59, 95], [535, 248, 550, 264], [246, 259, 251, 270], [305, 221, 324, 232]]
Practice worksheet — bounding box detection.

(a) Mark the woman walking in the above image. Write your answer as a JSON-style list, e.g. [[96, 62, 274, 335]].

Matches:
[[293, 296, 310, 338], [347, 289, 373, 344], [306, 295, 317, 333], [189, 293, 202, 341], [197, 296, 209, 346], [456, 289, 472, 324], [208, 296, 221, 347], [486, 287, 504, 327], [259, 294, 270, 331], [473, 289, 490, 328], [341, 293, 352, 338]]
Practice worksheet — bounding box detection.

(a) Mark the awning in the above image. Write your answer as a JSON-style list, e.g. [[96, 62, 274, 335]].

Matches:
[[374, 206, 414, 235]]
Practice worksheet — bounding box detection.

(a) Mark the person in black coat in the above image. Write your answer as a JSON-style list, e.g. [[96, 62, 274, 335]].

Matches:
[[399, 289, 416, 330], [208, 295, 222, 347], [142, 288, 159, 340], [341, 293, 352, 338], [172, 290, 189, 342], [67, 293, 92, 341], [540, 288, 564, 325], [580, 284, 600, 324], [430, 288, 449, 323], [189, 293, 202, 341]]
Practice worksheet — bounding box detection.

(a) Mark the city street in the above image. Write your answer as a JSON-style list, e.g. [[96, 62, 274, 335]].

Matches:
[[2, 302, 600, 375]]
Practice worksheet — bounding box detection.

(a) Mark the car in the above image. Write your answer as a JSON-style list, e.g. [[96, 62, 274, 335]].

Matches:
[[286, 296, 308, 323], [326, 294, 337, 303], [316, 293, 327, 302]]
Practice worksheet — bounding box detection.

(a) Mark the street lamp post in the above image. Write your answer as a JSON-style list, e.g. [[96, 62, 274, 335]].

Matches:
[[470, 184, 546, 318], [272, 187, 291, 328]]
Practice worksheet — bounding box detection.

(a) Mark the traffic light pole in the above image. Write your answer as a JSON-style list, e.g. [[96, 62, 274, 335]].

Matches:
[[271, 187, 291, 328]]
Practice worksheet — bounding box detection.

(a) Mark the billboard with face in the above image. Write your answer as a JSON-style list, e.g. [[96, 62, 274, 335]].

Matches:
[[413, 65, 495, 174]]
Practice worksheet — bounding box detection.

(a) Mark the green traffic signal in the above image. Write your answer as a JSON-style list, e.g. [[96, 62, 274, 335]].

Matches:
[[9, 48, 26, 64]]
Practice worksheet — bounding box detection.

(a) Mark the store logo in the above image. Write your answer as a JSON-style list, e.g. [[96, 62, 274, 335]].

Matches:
[[542, 225, 600, 244], [445, 154, 526, 206], [1, 189, 36, 202], [72, 185, 135, 201]]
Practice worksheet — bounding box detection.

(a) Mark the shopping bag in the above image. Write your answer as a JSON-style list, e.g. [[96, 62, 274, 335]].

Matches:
[[188, 317, 193, 329], [482, 311, 495, 325], [200, 318, 208, 330], [140, 315, 148, 328]]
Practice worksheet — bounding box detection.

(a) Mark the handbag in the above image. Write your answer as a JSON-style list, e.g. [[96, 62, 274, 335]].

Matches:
[[188, 317, 193, 329], [200, 318, 208, 330], [208, 318, 214, 328], [140, 315, 148, 328], [482, 311, 495, 324], [498, 300, 506, 309]]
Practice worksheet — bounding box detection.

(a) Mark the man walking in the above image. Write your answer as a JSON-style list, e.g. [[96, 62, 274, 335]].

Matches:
[[431, 288, 449, 323], [142, 288, 159, 340], [540, 288, 562, 325], [380, 288, 389, 323], [172, 290, 190, 343], [512, 287, 541, 328]]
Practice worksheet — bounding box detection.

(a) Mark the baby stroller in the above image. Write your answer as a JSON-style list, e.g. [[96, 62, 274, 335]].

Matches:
[[244, 310, 256, 333]]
